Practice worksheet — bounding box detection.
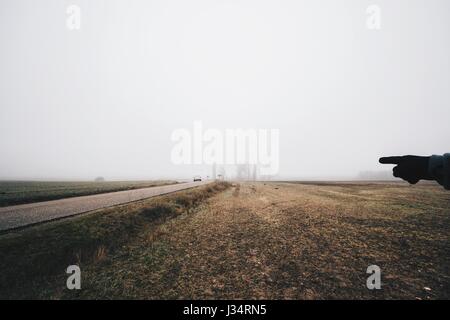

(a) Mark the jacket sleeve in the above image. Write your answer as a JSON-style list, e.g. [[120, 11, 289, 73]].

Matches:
[[428, 153, 450, 190]]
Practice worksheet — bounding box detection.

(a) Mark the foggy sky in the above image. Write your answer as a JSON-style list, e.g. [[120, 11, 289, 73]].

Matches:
[[1, 0, 449, 180]]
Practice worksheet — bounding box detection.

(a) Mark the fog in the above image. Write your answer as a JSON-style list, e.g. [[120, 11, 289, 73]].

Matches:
[[1, 0, 449, 180]]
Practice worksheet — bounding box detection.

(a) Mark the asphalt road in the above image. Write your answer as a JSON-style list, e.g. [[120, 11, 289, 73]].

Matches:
[[0, 181, 213, 232]]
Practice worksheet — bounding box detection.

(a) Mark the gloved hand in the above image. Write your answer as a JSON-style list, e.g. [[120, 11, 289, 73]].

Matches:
[[379, 155, 432, 184]]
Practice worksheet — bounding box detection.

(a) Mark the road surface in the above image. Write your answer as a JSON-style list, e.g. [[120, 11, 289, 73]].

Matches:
[[0, 181, 213, 232]]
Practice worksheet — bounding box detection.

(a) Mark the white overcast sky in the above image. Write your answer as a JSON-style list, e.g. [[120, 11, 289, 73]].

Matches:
[[0, 0, 449, 180]]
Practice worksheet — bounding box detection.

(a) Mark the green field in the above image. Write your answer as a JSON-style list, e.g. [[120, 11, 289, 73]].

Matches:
[[0, 180, 177, 207]]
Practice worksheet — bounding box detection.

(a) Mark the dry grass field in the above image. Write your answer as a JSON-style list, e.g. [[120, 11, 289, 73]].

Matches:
[[0, 181, 449, 299]]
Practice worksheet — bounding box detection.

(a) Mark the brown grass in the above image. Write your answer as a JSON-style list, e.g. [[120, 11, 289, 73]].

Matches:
[[0, 181, 230, 299], [1, 181, 448, 300], [62, 181, 449, 300]]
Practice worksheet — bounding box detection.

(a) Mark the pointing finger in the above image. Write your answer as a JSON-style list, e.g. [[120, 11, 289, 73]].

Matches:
[[379, 156, 403, 164]]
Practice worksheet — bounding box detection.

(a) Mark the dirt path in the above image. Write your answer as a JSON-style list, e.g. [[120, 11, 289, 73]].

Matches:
[[60, 182, 449, 299]]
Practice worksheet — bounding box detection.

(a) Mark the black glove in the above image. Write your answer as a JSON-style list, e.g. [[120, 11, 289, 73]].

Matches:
[[379, 155, 432, 184]]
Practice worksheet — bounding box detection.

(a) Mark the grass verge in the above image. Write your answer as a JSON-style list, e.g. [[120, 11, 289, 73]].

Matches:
[[0, 181, 230, 299]]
